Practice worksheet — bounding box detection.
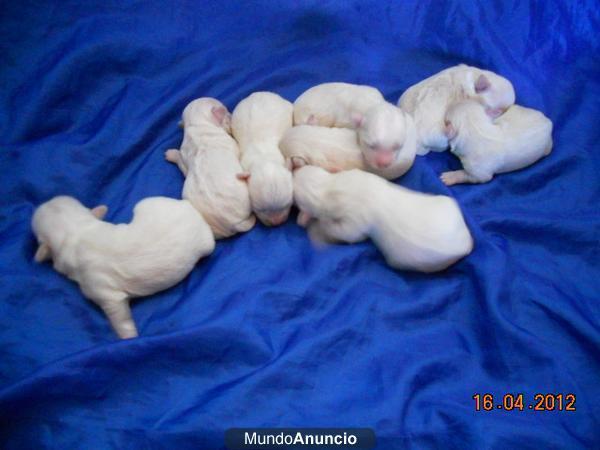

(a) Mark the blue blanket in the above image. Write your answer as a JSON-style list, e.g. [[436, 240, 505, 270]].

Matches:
[[1, 1, 598, 448]]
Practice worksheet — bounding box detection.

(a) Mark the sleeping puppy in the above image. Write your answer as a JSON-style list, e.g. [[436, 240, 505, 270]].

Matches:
[[32, 196, 215, 339], [294, 82, 384, 128], [293, 82, 416, 173], [293, 166, 473, 272], [441, 100, 553, 185], [280, 124, 415, 179], [280, 125, 364, 173], [398, 64, 516, 155], [231, 91, 294, 226], [165, 97, 255, 238]]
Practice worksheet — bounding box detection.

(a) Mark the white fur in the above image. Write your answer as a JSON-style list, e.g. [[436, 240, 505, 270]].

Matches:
[[294, 82, 384, 127], [280, 125, 365, 173], [165, 98, 255, 238], [293, 166, 473, 273], [355, 103, 417, 176], [31, 196, 215, 339], [294, 82, 416, 173], [398, 64, 516, 155], [231, 91, 294, 226], [440, 100, 553, 185], [280, 124, 415, 179]]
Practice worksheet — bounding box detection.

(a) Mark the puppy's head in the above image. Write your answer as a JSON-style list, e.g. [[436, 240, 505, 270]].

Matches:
[[471, 71, 515, 118], [31, 196, 107, 263], [181, 98, 232, 132], [238, 162, 293, 226], [355, 103, 408, 170], [292, 165, 332, 220], [444, 100, 490, 144]]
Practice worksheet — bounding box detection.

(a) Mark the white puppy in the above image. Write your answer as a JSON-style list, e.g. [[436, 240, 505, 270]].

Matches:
[[440, 100, 553, 185], [293, 166, 473, 272], [294, 82, 384, 128], [398, 64, 516, 155], [280, 125, 415, 179], [165, 98, 255, 238], [231, 91, 294, 226], [280, 125, 364, 173], [32, 196, 215, 339], [294, 82, 416, 172]]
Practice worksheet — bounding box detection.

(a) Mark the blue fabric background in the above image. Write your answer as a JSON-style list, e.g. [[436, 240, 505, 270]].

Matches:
[[1, 1, 598, 448]]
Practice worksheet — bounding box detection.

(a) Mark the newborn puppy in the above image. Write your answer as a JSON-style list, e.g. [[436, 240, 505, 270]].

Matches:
[[280, 124, 415, 179], [355, 103, 417, 174], [294, 82, 416, 172], [280, 125, 364, 173], [32, 196, 215, 339], [293, 166, 473, 272], [231, 91, 294, 226], [165, 98, 255, 238], [294, 82, 384, 128], [440, 100, 553, 185], [398, 64, 516, 155]]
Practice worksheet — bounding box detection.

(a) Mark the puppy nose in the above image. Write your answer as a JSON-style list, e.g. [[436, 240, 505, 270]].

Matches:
[[375, 151, 395, 168], [266, 211, 289, 226]]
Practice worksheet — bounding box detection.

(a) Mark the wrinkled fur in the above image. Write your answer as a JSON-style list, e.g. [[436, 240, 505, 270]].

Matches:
[[165, 97, 256, 238], [31, 196, 215, 338], [280, 125, 414, 179], [293, 82, 416, 173], [293, 167, 473, 272], [441, 100, 553, 185], [231, 91, 294, 226], [398, 64, 516, 155]]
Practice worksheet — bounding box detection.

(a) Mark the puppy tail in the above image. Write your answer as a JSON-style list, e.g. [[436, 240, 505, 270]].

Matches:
[[234, 214, 256, 233]]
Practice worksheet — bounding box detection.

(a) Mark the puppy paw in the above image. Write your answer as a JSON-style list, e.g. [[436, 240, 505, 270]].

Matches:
[[440, 171, 464, 186], [165, 149, 179, 163]]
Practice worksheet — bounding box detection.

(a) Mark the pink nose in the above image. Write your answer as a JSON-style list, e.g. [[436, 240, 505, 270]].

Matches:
[[375, 151, 395, 168], [266, 210, 289, 226]]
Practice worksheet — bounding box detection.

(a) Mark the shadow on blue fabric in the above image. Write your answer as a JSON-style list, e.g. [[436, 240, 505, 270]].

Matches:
[[0, 1, 598, 449]]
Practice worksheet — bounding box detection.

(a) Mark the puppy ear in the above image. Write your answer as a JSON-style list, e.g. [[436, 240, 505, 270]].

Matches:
[[444, 121, 457, 140], [475, 74, 491, 93], [236, 172, 251, 181], [351, 113, 364, 128], [290, 156, 308, 170], [34, 243, 51, 263], [211, 106, 229, 126], [91, 205, 108, 219]]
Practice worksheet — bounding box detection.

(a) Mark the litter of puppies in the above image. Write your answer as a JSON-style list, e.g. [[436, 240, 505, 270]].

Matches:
[[32, 64, 553, 338]]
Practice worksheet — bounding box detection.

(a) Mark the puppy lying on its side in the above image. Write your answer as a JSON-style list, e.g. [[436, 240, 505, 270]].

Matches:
[[441, 100, 553, 185], [165, 98, 255, 238], [280, 125, 364, 173], [280, 125, 415, 179], [293, 82, 417, 173], [398, 64, 515, 155], [293, 166, 473, 272], [32, 196, 215, 338], [294, 82, 384, 128], [231, 91, 294, 226]]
